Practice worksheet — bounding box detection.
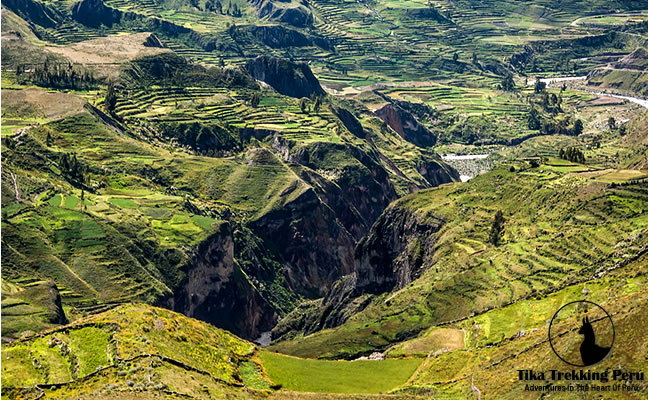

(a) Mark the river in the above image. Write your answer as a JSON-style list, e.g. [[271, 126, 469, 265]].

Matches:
[[526, 77, 648, 109]]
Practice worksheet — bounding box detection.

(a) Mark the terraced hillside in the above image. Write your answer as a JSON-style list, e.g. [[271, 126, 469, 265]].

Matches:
[[1, 40, 458, 342], [270, 156, 648, 358], [2, 0, 648, 398], [1, 303, 274, 399]]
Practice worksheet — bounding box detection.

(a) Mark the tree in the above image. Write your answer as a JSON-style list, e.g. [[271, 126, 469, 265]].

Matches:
[[472, 52, 478, 64], [46, 131, 53, 147], [250, 92, 260, 108], [489, 210, 505, 246], [299, 98, 308, 114], [501, 74, 515, 91], [608, 117, 616, 130], [452, 52, 459, 62], [542, 92, 550, 111], [105, 82, 118, 114], [534, 78, 546, 94], [573, 119, 583, 136], [313, 96, 322, 114], [527, 107, 541, 130], [550, 93, 558, 105], [619, 125, 627, 136], [231, 3, 241, 17], [559, 147, 585, 163]]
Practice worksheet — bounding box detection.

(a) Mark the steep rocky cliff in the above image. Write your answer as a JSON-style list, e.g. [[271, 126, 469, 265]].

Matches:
[[3, 0, 62, 29], [287, 141, 398, 232], [170, 222, 278, 340], [249, 186, 356, 298], [71, 0, 123, 28], [375, 103, 437, 148], [353, 206, 444, 294], [415, 152, 460, 187], [244, 25, 332, 50], [245, 55, 325, 98], [248, 0, 313, 27], [271, 202, 446, 340]]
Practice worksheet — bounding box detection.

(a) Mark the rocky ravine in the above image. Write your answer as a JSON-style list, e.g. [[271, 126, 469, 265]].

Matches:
[[272, 203, 446, 342]]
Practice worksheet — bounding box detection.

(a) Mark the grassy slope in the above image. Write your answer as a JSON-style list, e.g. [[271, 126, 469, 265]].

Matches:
[[270, 158, 648, 358], [2, 0, 648, 398], [1, 303, 272, 398]]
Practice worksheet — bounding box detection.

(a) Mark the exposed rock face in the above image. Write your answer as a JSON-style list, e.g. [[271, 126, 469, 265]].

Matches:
[[45, 282, 68, 325], [587, 47, 648, 97], [3, 0, 62, 28], [615, 47, 648, 71], [288, 141, 398, 234], [249, 187, 356, 298], [72, 0, 123, 28], [416, 153, 460, 187], [248, 25, 310, 48], [249, 0, 313, 27], [272, 202, 445, 340], [171, 222, 277, 340], [271, 274, 372, 342], [245, 55, 325, 98], [333, 106, 365, 138], [143, 33, 164, 48], [354, 206, 444, 294], [243, 25, 331, 50], [375, 103, 437, 148]]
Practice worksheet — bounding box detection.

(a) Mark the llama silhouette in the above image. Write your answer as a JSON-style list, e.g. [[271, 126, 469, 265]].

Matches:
[[578, 316, 610, 366]]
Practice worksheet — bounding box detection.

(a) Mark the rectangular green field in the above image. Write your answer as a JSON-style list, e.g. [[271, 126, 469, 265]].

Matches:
[[259, 351, 422, 394]]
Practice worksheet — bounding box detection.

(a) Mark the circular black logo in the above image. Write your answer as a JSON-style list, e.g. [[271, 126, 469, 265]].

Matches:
[[548, 300, 614, 367]]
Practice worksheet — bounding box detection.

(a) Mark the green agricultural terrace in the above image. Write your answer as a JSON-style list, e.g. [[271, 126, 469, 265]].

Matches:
[[2, 0, 648, 398]]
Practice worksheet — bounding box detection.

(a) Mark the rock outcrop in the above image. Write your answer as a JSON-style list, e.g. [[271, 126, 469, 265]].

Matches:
[[143, 33, 164, 48], [416, 152, 461, 187], [271, 275, 372, 342], [3, 0, 62, 29], [170, 222, 278, 340], [72, 0, 123, 28], [245, 55, 325, 98], [375, 103, 437, 148], [354, 206, 444, 294], [333, 106, 365, 138], [249, 0, 313, 27], [288, 141, 398, 233], [272, 202, 446, 340], [242, 25, 332, 50], [249, 187, 356, 298]]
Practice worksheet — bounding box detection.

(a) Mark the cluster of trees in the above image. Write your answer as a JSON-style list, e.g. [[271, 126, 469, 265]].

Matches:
[[559, 147, 586, 163], [299, 96, 323, 114], [500, 74, 515, 91], [250, 92, 261, 108], [105, 82, 118, 114], [544, 117, 582, 136], [16, 62, 99, 90], [199, 0, 242, 16], [158, 121, 238, 152], [489, 210, 505, 246], [59, 153, 89, 183], [540, 91, 563, 113]]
